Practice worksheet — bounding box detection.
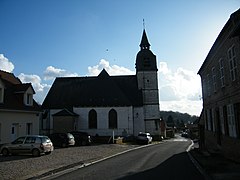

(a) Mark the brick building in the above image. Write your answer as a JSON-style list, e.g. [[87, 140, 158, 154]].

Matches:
[[198, 9, 240, 161]]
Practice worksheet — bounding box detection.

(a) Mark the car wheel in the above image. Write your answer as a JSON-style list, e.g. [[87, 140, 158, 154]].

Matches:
[[45, 151, 51, 155], [32, 149, 40, 157], [2, 148, 9, 156]]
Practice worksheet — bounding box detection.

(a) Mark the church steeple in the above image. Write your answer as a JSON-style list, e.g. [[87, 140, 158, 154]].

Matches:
[[136, 29, 157, 72], [140, 29, 150, 50], [136, 28, 160, 136]]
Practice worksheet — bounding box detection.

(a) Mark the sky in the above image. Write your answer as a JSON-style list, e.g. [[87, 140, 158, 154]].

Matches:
[[0, 0, 239, 116]]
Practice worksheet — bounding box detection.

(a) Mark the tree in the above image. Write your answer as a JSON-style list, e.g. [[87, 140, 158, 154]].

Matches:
[[167, 115, 175, 127]]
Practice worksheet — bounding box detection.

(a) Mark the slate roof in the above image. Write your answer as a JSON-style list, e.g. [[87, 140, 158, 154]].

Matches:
[[0, 70, 21, 84], [42, 69, 143, 109], [0, 70, 41, 112], [140, 29, 151, 49]]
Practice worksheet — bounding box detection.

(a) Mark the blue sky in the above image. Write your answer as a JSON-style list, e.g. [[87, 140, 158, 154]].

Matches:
[[0, 0, 239, 115]]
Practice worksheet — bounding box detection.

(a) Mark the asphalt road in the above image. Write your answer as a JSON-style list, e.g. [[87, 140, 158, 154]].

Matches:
[[50, 137, 204, 180]]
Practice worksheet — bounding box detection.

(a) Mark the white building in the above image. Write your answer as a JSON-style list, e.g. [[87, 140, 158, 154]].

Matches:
[[42, 30, 160, 138], [0, 70, 41, 144]]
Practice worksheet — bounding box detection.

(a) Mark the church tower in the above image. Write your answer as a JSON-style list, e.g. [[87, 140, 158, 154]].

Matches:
[[136, 29, 160, 136]]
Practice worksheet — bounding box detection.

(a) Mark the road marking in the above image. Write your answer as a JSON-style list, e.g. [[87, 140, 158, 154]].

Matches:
[[173, 139, 188, 142]]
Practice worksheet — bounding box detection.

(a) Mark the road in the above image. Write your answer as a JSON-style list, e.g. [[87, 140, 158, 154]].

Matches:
[[49, 136, 204, 180]]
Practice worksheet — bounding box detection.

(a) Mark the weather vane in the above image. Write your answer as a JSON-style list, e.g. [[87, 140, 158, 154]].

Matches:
[[143, 19, 145, 30]]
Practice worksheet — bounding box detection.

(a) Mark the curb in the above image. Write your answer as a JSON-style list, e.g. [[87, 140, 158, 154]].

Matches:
[[187, 141, 212, 180]]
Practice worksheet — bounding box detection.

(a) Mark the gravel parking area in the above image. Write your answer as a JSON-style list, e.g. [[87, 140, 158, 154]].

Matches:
[[0, 144, 140, 180]]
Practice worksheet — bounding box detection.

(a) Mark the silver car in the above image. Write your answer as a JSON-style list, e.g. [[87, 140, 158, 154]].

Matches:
[[0, 135, 54, 157]]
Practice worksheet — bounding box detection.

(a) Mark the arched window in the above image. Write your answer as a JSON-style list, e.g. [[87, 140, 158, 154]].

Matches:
[[109, 109, 117, 129], [89, 109, 97, 129]]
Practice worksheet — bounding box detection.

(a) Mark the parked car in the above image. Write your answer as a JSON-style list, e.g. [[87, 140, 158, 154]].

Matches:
[[49, 133, 75, 148], [70, 131, 91, 146], [0, 135, 53, 157], [136, 132, 153, 145], [122, 135, 136, 143], [181, 131, 189, 138]]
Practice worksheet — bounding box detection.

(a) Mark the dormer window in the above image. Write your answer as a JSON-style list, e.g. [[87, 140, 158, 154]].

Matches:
[[0, 87, 3, 103], [26, 93, 33, 106]]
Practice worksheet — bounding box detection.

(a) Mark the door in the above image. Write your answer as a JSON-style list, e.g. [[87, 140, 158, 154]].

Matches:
[[11, 124, 19, 142]]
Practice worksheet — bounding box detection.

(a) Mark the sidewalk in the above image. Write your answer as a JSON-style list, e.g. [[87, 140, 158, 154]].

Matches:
[[189, 142, 240, 180]]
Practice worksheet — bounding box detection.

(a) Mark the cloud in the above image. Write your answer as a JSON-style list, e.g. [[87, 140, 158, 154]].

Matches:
[[44, 66, 78, 80], [159, 62, 171, 75], [88, 59, 135, 76], [160, 86, 180, 101], [0, 54, 14, 72], [159, 62, 201, 102], [18, 73, 51, 104], [159, 61, 202, 115]]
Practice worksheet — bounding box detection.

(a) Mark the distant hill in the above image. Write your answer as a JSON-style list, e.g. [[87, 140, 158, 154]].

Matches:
[[160, 111, 199, 127]]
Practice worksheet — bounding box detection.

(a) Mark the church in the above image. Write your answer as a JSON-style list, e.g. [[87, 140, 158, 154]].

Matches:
[[41, 29, 161, 138]]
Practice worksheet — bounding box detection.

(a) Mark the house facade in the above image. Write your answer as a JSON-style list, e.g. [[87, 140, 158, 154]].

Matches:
[[42, 30, 161, 138], [0, 70, 41, 144], [198, 9, 240, 161]]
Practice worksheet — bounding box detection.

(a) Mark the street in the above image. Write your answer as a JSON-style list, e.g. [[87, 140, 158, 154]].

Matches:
[[49, 136, 204, 180]]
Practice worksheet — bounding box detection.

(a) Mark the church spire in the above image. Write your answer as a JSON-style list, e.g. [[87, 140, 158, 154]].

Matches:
[[140, 29, 150, 50]]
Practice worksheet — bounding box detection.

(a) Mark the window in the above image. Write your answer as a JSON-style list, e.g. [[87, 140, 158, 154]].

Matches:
[[219, 58, 225, 87], [88, 109, 97, 129], [206, 109, 213, 131], [35, 137, 42, 143], [207, 74, 211, 96], [12, 137, 25, 144], [223, 106, 229, 136], [0, 87, 3, 103], [204, 110, 208, 130], [212, 67, 217, 92], [26, 123, 32, 135], [109, 109, 117, 129], [212, 109, 215, 132], [12, 126, 15, 134], [227, 104, 237, 138], [0, 123, 1, 142], [25, 137, 35, 144], [202, 79, 206, 98], [26, 93, 33, 106], [219, 106, 225, 135], [143, 58, 151, 67], [228, 46, 237, 81]]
